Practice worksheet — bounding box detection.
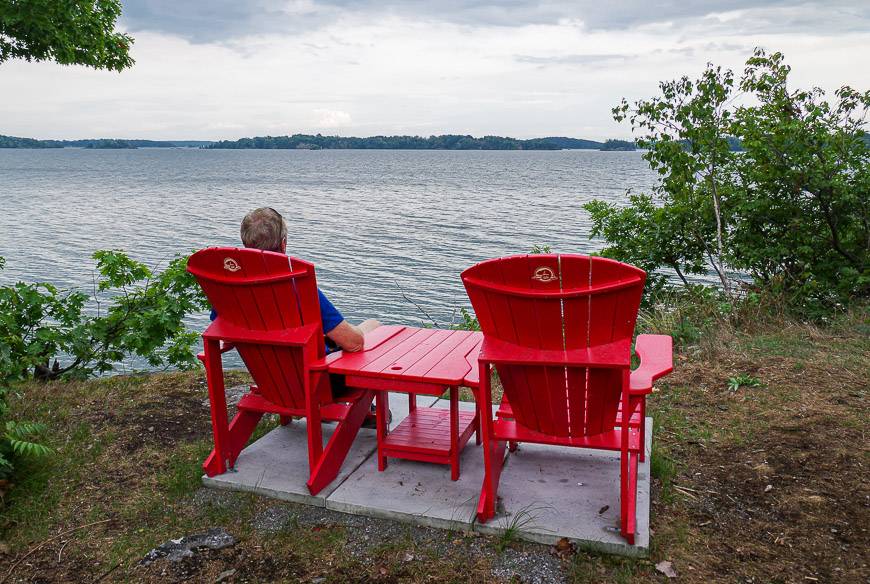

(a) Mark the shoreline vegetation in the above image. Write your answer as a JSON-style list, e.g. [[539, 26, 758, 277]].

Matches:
[[0, 136, 212, 149], [0, 133, 638, 151], [2, 303, 866, 583]]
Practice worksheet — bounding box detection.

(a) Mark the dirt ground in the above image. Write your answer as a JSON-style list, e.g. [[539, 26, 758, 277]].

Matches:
[[1, 312, 867, 583]]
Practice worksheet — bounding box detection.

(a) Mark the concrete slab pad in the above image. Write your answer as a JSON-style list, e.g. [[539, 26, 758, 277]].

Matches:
[[202, 391, 435, 499], [325, 442, 486, 531], [203, 420, 378, 505], [472, 420, 653, 557], [203, 395, 653, 557]]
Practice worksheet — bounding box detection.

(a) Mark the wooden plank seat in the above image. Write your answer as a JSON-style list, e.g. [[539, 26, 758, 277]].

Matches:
[[487, 334, 674, 459]]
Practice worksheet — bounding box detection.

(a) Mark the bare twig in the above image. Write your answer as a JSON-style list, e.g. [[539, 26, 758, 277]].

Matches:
[[92, 562, 120, 583], [1, 519, 112, 584], [394, 281, 439, 328], [56, 540, 69, 563]]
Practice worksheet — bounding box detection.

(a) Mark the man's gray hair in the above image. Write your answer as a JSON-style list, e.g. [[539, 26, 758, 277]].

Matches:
[[240, 207, 287, 252]]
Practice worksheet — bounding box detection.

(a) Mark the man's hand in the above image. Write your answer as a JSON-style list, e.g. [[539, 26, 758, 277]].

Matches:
[[326, 319, 381, 353]]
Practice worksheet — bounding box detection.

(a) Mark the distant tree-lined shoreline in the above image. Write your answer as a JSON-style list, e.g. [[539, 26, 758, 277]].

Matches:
[[205, 134, 630, 150], [0, 133, 640, 151], [0, 135, 213, 149]]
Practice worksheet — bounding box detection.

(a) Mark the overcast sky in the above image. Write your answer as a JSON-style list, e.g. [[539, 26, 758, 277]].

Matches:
[[2, 1, 868, 140]]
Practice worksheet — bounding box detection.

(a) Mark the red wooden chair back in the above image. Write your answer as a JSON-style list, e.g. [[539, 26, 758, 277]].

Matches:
[[462, 254, 645, 439], [187, 247, 324, 410]]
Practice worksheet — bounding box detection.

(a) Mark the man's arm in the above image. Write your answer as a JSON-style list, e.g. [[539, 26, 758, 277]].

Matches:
[[326, 319, 381, 353]]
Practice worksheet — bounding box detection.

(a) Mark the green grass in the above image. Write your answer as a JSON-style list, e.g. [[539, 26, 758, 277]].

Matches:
[[741, 333, 816, 358], [494, 504, 551, 552], [569, 548, 642, 584]]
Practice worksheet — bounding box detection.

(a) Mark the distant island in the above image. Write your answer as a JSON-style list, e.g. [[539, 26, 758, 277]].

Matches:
[[0, 135, 213, 149], [0, 133, 638, 151], [206, 134, 638, 151], [599, 139, 637, 151]]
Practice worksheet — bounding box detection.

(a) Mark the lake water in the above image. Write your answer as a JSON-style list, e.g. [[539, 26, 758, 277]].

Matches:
[[0, 148, 661, 337]]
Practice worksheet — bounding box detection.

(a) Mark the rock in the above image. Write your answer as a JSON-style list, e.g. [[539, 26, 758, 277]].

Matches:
[[139, 528, 236, 565], [215, 569, 236, 583], [656, 560, 677, 578]]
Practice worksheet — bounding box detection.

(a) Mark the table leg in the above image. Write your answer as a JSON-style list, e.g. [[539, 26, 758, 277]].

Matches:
[[376, 391, 389, 471], [408, 392, 417, 413], [450, 385, 459, 481]]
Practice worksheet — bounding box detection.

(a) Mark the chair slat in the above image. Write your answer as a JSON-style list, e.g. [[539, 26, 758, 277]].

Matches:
[[560, 255, 592, 350], [565, 366, 587, 435]]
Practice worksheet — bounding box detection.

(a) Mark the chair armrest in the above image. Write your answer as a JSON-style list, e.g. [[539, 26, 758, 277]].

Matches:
[[478, 337, 631, 368], [196, 341, 236, 362], [203, 319, 320, 346], [630, 334, 674, 395]]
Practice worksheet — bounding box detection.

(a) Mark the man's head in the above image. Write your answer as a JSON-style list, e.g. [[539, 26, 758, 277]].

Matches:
[[240, 207, 287, 252]]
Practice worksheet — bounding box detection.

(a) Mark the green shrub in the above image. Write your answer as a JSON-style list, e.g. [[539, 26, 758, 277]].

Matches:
[[0, 250, 208, 383], [585, 48, 869, 314], [0, 250, 208, 479]]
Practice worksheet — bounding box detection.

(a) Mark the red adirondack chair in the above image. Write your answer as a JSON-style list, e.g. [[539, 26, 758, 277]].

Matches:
[[462, 254, 673, 544], [187, 247, 376, 495]]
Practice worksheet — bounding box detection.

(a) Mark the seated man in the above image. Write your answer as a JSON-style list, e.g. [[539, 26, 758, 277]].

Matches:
[[214, 207, 380, 353], [217, 207, 388, 425]]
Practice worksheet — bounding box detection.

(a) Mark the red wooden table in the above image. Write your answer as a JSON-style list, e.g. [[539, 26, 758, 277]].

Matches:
[[326, 325, 484, 480]]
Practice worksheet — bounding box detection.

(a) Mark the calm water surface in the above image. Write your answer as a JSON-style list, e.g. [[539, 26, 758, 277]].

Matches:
[[0, 149, 660, 339]]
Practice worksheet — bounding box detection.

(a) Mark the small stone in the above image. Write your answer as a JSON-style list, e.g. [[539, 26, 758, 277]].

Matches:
[[764, 484, 773, 493], [215, 569, 236, 583], [656, 560, 677, 578], [148, 426, 155, 432]]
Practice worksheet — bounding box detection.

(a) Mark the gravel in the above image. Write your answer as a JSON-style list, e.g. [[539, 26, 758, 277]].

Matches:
[[248, 502, 570, 582]]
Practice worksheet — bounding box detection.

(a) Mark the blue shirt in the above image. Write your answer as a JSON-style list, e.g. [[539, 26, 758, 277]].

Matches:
[[317, 289, 344, 334], [210, 287, 345, 350]]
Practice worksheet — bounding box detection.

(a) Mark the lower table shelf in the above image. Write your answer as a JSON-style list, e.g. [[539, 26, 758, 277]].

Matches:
[[379, 406, 478, 480]]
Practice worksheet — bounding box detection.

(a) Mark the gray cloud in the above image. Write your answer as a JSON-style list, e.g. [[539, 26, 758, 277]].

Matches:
[[514, 53, 636, 67], [120, 1, 869, 44], [120, 0, 339, 43]]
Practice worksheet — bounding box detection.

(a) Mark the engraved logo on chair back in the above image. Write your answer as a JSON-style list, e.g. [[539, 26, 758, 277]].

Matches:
[[462, 254, 645, 438], [187, 247, 324, 410]]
